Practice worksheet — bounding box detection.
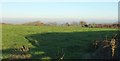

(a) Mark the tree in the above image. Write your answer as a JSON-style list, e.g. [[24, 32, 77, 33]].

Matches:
[[79, 21, 87, 27], [65, 22, 70, 26], [89, 23, 96, 28]]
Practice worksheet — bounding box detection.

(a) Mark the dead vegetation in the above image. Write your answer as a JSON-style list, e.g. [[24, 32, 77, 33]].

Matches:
[[6, 45, 31, 60], [93, 34, 118, 59], [56, 49, 65, 61]]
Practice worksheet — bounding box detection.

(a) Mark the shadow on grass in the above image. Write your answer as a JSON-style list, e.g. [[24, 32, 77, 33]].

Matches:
[[2, 30, 119, 59]]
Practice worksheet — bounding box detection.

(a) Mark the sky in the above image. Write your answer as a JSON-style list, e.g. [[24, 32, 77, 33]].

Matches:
[[0, 0, 119, 2], [1, 1, 118, 24]]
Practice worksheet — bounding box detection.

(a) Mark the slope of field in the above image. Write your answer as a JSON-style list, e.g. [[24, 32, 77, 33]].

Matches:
[[2, 25, 117, 59]]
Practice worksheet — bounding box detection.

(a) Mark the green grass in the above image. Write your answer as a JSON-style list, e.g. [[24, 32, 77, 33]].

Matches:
[[2, 25, 118, 59]]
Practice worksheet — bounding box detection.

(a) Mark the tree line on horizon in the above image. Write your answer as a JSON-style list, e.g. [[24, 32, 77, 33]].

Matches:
[[1, 21, 120, 28], [22, 21, 120, 28]]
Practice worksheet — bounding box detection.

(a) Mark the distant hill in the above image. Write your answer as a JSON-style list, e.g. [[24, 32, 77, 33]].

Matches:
[[0, 23, 12, 25], [22, 21, 45, 26]]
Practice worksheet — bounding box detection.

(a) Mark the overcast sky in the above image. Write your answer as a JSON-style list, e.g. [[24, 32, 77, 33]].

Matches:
[[1, 1, 118, 24]]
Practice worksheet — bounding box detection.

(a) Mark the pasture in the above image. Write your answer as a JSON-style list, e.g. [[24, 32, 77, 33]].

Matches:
[[2, 25, 118, 59]]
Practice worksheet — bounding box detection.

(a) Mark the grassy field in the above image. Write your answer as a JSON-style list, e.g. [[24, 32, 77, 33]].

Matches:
[[2, 25, 118, 59]]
